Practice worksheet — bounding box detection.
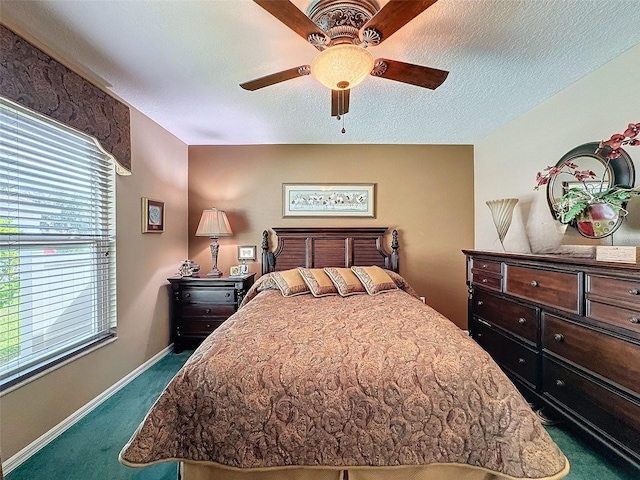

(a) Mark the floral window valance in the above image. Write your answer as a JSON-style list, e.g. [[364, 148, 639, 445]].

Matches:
[[0, 23, 131, 173]]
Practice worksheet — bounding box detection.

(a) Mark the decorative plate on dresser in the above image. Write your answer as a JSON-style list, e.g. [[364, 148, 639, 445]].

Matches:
[[463, 250, 640, 469]]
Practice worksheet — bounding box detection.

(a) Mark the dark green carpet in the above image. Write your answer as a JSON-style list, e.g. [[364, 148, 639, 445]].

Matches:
[[6, 351, 639, 479]]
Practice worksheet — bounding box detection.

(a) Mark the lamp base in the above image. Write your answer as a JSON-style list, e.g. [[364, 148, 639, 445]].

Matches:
[[206, 268, 223, 277]]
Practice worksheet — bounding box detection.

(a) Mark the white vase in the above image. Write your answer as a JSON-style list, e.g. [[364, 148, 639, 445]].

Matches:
[[486, 198, 519, 250]]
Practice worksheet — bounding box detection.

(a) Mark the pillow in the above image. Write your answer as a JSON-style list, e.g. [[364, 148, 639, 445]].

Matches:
[[351, 265, 399, 295], [271, 269, 310, 297], [298, 268, 338, 297], [324, 267, 367, 296]]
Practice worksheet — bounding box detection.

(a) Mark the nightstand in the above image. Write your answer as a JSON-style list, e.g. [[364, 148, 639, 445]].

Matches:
[[167, 273, 255, 352]]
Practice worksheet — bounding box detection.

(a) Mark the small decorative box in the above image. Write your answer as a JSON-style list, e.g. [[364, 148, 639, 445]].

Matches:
[[595, 246, 640, 264]]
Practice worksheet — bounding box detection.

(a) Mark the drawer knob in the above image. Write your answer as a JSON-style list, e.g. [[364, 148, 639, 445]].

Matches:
[[630, 317, 639, 324], [481, 278, 488, 283], [518, 317, 526, 325], [518, 358, 526, 364], [185, 293, 191, 297], [481, 263, 488, 268], [205, 308, 211, 314], [206, 324, 211, 329], [629, 288, 640, 296], [530, 280, 539, 287], [476, 300, 484, 306], [555, 380, 565, 388], [226, 292, 231, 297], [554, 333, 564, 342]]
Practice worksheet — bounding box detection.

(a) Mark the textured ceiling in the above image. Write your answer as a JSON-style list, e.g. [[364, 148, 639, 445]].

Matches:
[[1, 0, 640, 145]]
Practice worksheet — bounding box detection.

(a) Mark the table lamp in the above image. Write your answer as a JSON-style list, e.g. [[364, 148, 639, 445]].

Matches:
[[195, 208, 232, 276]]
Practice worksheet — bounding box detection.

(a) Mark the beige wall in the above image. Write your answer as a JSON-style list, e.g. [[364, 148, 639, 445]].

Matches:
[[0, 108, 189, 460], [188, 144, 474, 329], [474, 43, 640, 252]]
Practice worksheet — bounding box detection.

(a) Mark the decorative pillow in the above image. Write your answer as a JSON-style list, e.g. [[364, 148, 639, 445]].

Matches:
[[298, 268, 338, 297], [324, 267, 367, 296], [271, 269, 310, 297], [351, 265, 399, 295]]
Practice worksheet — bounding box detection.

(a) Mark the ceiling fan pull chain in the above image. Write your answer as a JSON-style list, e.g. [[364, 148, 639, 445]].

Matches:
[[341, 114, 346, 134]]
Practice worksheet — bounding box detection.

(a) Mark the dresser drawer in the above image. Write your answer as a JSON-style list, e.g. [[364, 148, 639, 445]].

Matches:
[[471, 258, 502, 274], [587, 274, 640, 308], [543, 357, 640, 458], [505, 265, 580, 314], [182, 304, 236, 319], [180, 318, 226, 336], [542, 313, 640, 395], [472, 318, 539, 388], [470, 270, 502, 291], [471, 290, 538, 344], [586, 300, 640, 335], [181, 288, 235, 303]]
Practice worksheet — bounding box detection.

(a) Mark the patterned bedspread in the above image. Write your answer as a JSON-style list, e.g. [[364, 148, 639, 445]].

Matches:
[[120, 274, 568, 479]]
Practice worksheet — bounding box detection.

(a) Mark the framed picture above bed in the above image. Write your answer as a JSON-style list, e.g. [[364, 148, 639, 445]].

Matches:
[[282, 183, 375, 217]]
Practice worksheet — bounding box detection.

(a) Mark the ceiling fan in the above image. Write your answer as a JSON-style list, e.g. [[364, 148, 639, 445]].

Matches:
[[240, 0, 449, 130]]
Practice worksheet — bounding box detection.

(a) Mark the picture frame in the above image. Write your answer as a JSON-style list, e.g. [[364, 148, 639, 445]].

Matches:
[[229, 265, 242, 276], [142, 197, 164, 233], [237, 245, 257, 261], [282, 183, 375, 217]]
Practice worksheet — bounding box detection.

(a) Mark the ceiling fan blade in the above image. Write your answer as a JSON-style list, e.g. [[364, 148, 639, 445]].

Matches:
[[371, 59, 448, 90], [331, 89, 350, 117], [240, 66, 311, 91], [360, 0, 439, 45], [253, 0, 328, 45]]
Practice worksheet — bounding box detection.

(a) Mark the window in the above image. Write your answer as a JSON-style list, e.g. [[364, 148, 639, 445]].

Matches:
[[0, 97, 117, 390]]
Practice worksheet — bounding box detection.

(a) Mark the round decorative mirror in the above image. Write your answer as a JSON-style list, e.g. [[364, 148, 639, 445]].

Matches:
[[546, 142, 635, 239]]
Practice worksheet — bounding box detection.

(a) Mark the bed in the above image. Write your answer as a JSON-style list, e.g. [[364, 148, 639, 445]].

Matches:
[[120, 227, 569, 480]]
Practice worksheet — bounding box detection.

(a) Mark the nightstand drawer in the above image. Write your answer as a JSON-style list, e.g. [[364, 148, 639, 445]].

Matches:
[[182, 304, 236, 318], [472, 318, 539, 388], [180, 319, 226, 336], [471, 290, 538, 344], [181, 288, 235, 303], [543, 313, 640, 395], [506, 265, 580, 314]]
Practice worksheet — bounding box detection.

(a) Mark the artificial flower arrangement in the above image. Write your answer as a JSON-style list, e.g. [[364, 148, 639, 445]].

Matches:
[[535, 122, 640, 224]]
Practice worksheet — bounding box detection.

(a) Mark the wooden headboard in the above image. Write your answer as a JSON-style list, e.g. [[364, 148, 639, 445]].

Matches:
[[261, 227, 399, 275]]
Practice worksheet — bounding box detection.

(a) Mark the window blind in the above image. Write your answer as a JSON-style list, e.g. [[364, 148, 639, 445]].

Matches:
[[0, 97, 117, 390]]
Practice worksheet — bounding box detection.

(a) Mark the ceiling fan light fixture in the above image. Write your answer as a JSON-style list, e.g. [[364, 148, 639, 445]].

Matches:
[[311, 44, 374, 90]]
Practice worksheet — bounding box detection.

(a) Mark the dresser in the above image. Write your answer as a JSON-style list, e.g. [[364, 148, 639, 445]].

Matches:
[[463, 250, 640, 468], [168, 274, 255, 353]]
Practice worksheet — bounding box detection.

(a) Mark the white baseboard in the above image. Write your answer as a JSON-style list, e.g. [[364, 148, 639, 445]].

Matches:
[[2, 345, 173, 475]]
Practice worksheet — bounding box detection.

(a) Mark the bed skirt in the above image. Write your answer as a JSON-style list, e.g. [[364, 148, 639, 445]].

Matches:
[[181, 460, 570, 480]]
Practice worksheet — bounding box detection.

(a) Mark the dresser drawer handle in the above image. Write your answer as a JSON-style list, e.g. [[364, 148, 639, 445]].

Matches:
[[555, 380, 565, 388], [629, 288, 640, 296], [226, 292, 231, 297], [530, 280, 539, 287], [481, 263, 488, 268], [553, 333, 564, 342], [518, 358, 526, 364], [481, 278, 488, 283], [205, 308, 211, 314], [630, 317, 639, 324], [185, 293, 191, 298], [476, 300, 484, 306], [206, 324, 211, 329], [518, 317, 526, 325]]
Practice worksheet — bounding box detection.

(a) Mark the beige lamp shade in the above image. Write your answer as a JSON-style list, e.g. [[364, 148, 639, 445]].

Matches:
[[195, 208, 232, 237], [311, 44, 374, 90]]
